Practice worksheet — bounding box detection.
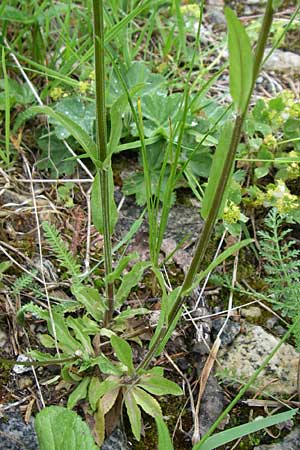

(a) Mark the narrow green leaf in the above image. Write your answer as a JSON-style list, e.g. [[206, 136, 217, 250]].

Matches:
[[225, 8, 253, 113], [138, 375, 183, 396], [193, 238, 253, 289], [115, 261, 151, 307], [132, 387, 162, 418], [48, 311, 80, 355], [110, 335, 134, 374], [66, 317, 94, 356], [193, 409, 298, 450], [94, 399, 105, 447], [91, 168, 118, 234], [35, 406, 98, 450], [201, 122, 233, 220], [105, 252, 139, 284], [124, 389, 142, 441], [88, 377, 120, 411], [67, 377, 90, 410], [155, 416, 174, 450]]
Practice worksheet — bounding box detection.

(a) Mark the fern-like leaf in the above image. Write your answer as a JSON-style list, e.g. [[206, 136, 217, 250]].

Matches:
[[42, 222, 81, 279], [258, 208, 300, 349]]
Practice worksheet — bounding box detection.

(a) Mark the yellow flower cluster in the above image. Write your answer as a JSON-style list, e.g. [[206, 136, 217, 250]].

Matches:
[[265, 180, 298, 214], [50, 87, 64, 101], [223, 201, 241, 224], [286, 151, 300, 180], [263, 134, 277, 148]]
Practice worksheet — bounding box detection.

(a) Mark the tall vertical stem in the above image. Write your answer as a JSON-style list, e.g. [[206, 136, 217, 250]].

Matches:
[[93, 0, 114, 324], [140, 0, 274, 370]]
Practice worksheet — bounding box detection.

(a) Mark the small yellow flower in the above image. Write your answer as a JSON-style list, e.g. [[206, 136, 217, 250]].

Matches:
[[265, 180, 298, 214], [78, 81, 89, 94], [223, 202, 241, 224], [50, 87, 64, 101], [263, 134, 277, 148]]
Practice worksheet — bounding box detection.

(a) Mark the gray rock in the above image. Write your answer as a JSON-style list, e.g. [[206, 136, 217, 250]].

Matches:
[[0, 410, 38, 450], [264, 49, 300, 72], [101, 427, 128, 450], [198, 373, 226, 436], [254, 427, 300, 450], [218, 323, 299, 395], [212, 318, 241, 346]]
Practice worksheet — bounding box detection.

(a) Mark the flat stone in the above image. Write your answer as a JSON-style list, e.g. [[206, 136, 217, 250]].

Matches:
[[218, 323, 299, 395], [254, 427, 300, 450], [0, 409, 38, 450], [264, 49, 300, 73], [241, 306, 262, 320]]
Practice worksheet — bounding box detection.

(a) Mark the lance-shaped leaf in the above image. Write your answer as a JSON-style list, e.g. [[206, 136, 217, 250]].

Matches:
[[192, 408, 298, 450], [155, 416, 174, 450], [124, 389, 142, 441], [67, 376, 91, 410], [110, 335, 134, 374], [115, 261, 151, 307], [132, 387, 162, 418], [225, 8, 253, 114], [201, 121, 233, 221], [88, 376, 120, 411], [138, 375, 183, 396]]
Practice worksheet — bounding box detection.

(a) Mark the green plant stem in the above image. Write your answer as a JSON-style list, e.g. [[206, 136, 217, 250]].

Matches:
[[93, 0, 114, 324], [140, 0, 274, 371], [0, 356, 78, 367]]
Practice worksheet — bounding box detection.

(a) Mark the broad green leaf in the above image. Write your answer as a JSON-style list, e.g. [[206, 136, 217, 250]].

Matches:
[[193, 409, 298, 450], [105, 252, 139, 284], [132, 387, 162, 418], [13, 106, 98, 162], [71, 284, 106, 321], [110, 335, 134, 374], [201, 121, 234, 220], [138, 375, 183, 396], [94, 399, 105, 447], [37, 135, 77, 176], [155, 416, 174, 450], [115, 261, 151, 307], [124, 389, 142, 441], [91, 169, 118, 235], [35, 406, 98, 450], [225, 8, 253, 114], [67, 377, 90, 410], [88, 377, 120, 411], [66, 317, 94, 356], [53, 97, 95, 140]]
